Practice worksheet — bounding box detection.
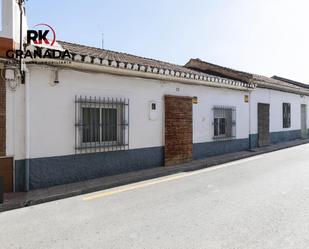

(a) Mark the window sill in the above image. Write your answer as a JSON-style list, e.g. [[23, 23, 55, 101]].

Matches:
[[212, 136, 236, 141], [76, 143, 129, 153]]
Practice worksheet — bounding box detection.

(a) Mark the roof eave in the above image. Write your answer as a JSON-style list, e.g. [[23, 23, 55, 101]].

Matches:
[[26, 58, 252, 91]]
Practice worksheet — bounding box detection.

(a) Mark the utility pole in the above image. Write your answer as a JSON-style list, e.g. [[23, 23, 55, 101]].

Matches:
[[101, 33, 104, 49]]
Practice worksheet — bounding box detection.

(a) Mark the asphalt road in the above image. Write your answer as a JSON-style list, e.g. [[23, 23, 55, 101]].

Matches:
[[1, 144, 309, 249]]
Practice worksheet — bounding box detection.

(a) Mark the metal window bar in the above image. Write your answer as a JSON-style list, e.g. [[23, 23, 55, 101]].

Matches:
[[75, 95, 129, 154], [212, 106, 236, 140]]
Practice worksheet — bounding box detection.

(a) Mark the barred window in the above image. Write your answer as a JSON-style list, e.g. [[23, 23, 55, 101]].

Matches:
[[213, 106, 236, 140], [283, 103, 291, 128], [75, 96, 129, 153]]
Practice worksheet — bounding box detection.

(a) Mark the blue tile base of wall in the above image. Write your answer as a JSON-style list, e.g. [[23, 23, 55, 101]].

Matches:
[[270, 130, 302, 144], [15, 147, 164, 191], [14, 129, 305, 192], [193, 138, 249, 160], [249, 129, 303, 148]]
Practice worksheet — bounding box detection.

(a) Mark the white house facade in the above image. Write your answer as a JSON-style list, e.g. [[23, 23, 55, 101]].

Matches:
[[0, 0, 308, 192]]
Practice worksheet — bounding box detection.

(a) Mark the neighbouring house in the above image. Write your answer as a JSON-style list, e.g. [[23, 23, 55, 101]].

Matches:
[[185, 59, 309, 148], [0, 0, 308, 192]]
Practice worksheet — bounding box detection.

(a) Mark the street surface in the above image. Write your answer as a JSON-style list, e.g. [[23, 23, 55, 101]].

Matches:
[[1, 144, 309, 249]]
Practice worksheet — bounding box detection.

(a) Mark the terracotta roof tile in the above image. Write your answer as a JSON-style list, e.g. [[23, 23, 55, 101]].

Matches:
[[58, 41, 227, 78], [186, 58, 309, 95]]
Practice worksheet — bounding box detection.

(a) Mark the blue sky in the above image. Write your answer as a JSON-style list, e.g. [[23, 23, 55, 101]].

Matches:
[[25, 0, 309, 83]]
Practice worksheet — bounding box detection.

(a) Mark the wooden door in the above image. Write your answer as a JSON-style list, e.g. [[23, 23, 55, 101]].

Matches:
[[0, 157, 13, 192], [258, 103, 270, 147], [165, 95, 193, 166], [301, 104, 307, 139]]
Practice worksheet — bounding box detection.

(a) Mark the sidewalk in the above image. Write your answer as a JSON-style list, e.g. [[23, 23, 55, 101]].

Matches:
[[1, 139, 309, 212]]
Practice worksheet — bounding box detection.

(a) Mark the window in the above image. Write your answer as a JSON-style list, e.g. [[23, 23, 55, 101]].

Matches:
[[214, 118, 226, 136], [82, 107, 100, 143], [75, 96, 129, 153], [213, 106, 236, 140], [283, 103, 291, 128], [101, 108, 118, 142]]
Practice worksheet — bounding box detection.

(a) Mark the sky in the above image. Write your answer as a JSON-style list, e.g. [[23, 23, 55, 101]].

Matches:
[[25, 0, 309, 83]]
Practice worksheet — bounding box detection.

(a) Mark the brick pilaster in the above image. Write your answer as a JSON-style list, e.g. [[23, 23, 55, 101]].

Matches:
[[0, 37, 15, 59], [165, 95, 193, 166]]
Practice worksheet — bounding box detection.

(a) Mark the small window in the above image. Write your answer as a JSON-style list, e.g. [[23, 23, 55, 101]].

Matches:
[[75, 96, 129, 153], [213, 106, 236, 140], [283, 103, 291, 128]]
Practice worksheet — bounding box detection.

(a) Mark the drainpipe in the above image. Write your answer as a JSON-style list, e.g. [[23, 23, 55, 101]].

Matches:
[[18, 0, 25, 83], [248, 91, 252, 150], [17, 0, 29, 191], [24, 68, 30, 191]]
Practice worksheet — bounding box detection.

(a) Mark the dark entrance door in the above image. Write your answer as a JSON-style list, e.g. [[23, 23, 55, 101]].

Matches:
[[301, 104, 307, 139], [0, 157, 13, 192], [164, 95, 193, 166], [258, 103, 270, 147]]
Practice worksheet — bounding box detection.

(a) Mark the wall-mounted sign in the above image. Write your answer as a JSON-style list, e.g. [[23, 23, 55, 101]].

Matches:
[[244, 95, 249, 103], [192, 96, 198, 104]]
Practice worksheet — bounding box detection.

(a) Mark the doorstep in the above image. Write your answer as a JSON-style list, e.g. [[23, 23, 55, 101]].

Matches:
[[1, 138, 309, 212]]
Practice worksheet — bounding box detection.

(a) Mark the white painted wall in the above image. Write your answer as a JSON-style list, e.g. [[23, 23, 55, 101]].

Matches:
[[192, 85, 249, 144], [0, 0, 27, 44], [250, 88, 309, 134], [7, 65, 309, 160], [0, 0, 13, 38], [6, 80, 25, 160], [6, 65, 250, 159]]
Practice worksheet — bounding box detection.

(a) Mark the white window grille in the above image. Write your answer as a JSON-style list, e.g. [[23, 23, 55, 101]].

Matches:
[[213, 106, 236, 140]]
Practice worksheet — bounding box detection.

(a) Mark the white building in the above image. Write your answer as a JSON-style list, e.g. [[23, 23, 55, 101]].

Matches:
[[0, 0, 308, 192]]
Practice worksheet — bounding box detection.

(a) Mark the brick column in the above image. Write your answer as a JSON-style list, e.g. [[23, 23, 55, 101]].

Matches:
[[0, 69, 5, 156], [165, 95, 193, 166], [0, 37, 15, 58]]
